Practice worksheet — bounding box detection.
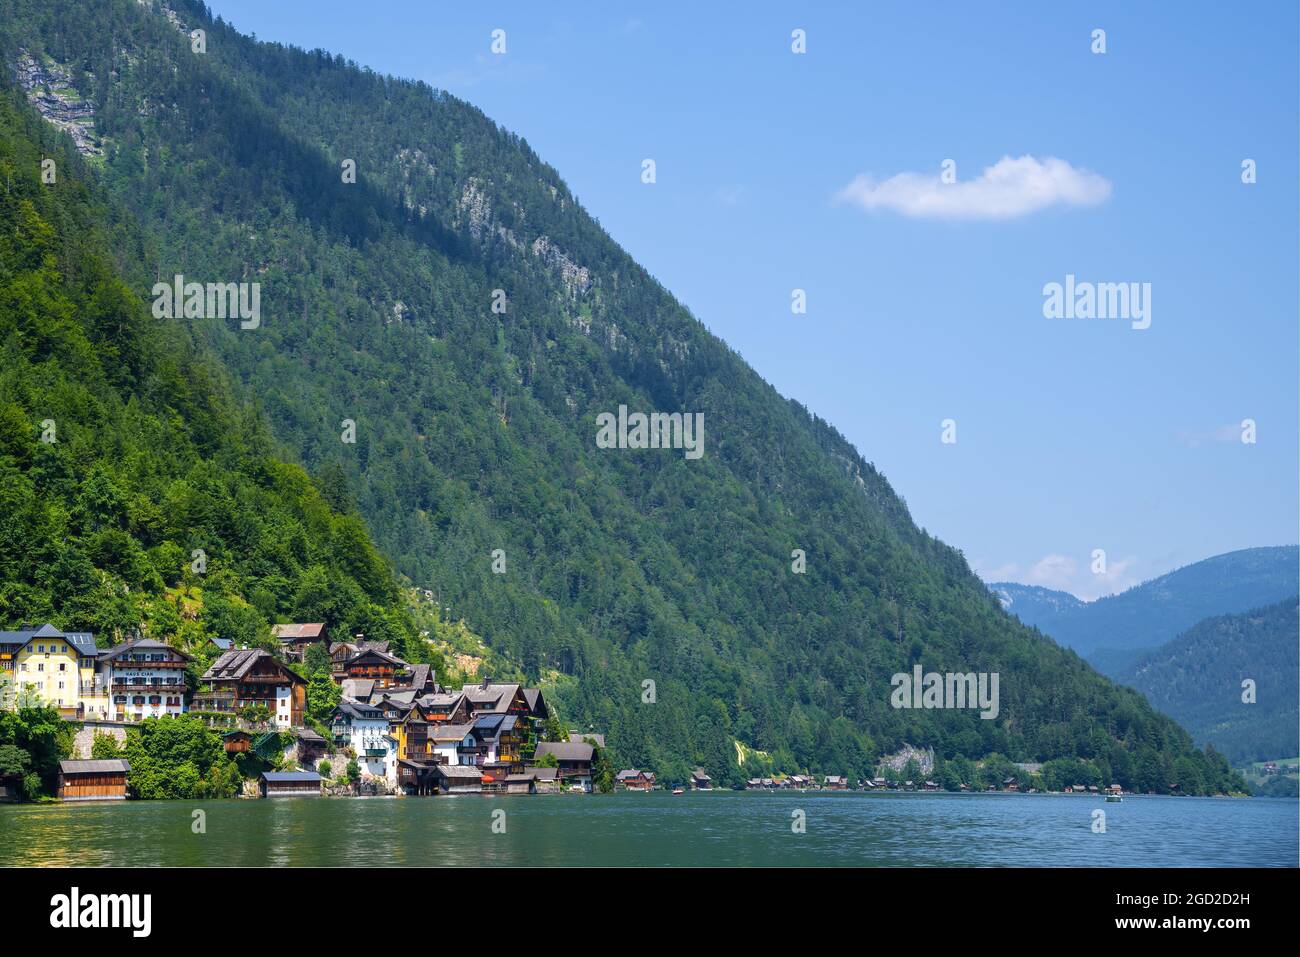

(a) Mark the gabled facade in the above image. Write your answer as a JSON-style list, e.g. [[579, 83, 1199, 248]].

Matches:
[[97, 638, 190, 721], [0, 624, 106, 719], [339, 648, 410, 690], [195, 648, 306, 727], [330, 698, 397, 781]]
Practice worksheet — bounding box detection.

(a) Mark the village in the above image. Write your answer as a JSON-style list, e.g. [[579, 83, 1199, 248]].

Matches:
[[1, 621, 725, 802], [2, 622, 1131, 803]]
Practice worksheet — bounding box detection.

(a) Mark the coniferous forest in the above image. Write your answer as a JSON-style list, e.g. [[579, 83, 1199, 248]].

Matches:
[[0, 0, 1250, 794]]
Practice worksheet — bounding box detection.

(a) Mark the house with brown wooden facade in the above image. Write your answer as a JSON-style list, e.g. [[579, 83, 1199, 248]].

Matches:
[[195, 648, 306, 728], [273, 622, 327, 662]]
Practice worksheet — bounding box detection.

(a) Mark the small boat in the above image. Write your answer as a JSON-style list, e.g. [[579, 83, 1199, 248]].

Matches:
[[671, 787, 684, 795], [1106, 793, 1123, 803]]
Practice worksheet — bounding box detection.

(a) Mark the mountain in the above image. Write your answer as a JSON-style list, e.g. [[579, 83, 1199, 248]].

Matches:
[[0, 0, 1247, 792], [1117, 599, 1299, 766], [0, 86, 433, 673], [990, 583, 1085, 623], [991, 546, 1299, 674]]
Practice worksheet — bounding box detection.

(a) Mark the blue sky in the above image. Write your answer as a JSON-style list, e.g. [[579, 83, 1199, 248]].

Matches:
[[206, 0, 1298, 600]]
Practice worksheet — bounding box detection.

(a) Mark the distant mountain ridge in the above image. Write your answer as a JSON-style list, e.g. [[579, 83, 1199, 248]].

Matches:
[[990, 583, 1084, 621], [990, 546, 1299, 674], [1117, 598, 1299, 765]]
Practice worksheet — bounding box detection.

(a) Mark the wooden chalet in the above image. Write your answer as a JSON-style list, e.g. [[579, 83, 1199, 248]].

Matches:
[[272, 623, 327, 662], [339, 647, 410, 690], [690, 768, 713, 790], [418, 691, 470, 726], [195, 648, 306, 728], [534, 740, 594, 792], [58, 759, 130, 801], [221, 729, 253, 754], [616, 769, 653, 791]]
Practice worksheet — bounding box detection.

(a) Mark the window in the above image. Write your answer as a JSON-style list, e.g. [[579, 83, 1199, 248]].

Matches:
[[59, 662, 66, 671]]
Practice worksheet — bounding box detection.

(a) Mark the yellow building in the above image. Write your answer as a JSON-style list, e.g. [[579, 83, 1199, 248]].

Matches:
[[0, 624, 108, 719]]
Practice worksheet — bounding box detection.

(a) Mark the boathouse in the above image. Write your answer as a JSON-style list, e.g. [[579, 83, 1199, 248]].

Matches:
[[57, 759, 130, 801], [259, 770, 322, 797]]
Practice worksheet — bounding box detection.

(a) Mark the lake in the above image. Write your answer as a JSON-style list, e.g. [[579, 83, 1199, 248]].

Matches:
[[1, 791, 1295, 867]]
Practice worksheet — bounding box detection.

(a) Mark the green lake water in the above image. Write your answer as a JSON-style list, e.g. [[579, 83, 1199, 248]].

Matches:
[[1, 791, 1294, 867]]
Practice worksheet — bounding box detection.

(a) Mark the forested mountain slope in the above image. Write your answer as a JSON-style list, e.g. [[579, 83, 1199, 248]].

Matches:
[[0, 0, 1246, 790], [0, 86, 434, 679], [1118, 599, 1299, 765]]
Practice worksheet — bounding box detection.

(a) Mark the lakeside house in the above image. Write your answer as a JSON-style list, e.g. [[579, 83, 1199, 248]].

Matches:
[[259, 770, 322, 797], [432, 764, 483, 795], [616, 769, 654, 790], [195, 648, 306, 728], [690, 768, 713, 790], [1, 624, 107, 720], [58, 759, 130, 801], [535, 741, 594, 792], [330, 698, 398, 781], [98, 638, 190, 721], [823, 775, 848, 790]]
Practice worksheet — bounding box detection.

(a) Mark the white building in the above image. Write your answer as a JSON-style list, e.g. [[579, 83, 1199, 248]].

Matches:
[[430, 723, 476, 766], [97, 638, 190, 721], [331, 698, 398, 783]]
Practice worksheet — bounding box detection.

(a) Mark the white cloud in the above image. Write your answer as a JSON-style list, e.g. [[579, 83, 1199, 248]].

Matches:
[[836, 155, 1111, 221], [1028, 553, 1078, 590], [981, 552, 1143, 601], [1176, 423, 1246, 448]]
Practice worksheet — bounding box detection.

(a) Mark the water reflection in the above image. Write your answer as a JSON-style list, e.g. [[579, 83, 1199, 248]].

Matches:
[[1, 792, 1294, 867]]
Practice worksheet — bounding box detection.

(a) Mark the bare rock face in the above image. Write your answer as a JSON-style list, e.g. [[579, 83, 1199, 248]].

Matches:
[[13, 51, 103, 156]]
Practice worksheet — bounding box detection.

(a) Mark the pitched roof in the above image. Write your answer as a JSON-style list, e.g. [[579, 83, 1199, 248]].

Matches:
[[408, 663, 432, 689], [0, 625, 98, 657], [344, 647, 409, 668], [526, 766, 559, 781], [273, 623, 326, 640], [340, 678, 376, 702], [333, 698, 385, 721], [460, 682, 521, 712], [616, 769, 644, 780], [202, 648, 303, 683], [418, 692, 464, 710], [209, 637, 232, 651], [535, 741, 594, 762], [569, 730, 606, 748], [433, 765, 482, 780], [261, 771, 322, 783], [429, 723, 475, 742], [59, 759, 129, 774], [98, 638, 192, 663]]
